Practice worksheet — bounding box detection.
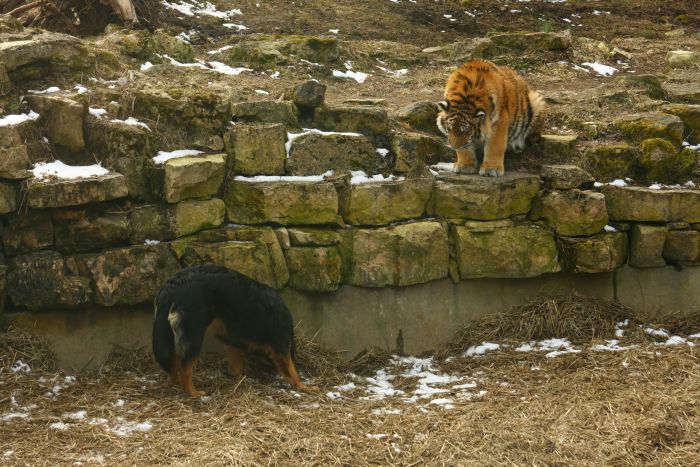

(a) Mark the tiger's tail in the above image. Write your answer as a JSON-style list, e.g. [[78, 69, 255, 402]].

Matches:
[[527, 90, 546, 142]]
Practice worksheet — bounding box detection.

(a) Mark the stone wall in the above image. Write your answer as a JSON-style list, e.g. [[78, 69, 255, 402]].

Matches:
[[2, 154, 700, 313], [1, 75, 700, 366]]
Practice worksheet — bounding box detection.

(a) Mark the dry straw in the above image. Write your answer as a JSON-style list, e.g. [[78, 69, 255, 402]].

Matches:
[[1, 294, 699, 465]]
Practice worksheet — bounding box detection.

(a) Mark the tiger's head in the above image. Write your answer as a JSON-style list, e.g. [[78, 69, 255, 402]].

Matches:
[[436, 100, 486, 151]]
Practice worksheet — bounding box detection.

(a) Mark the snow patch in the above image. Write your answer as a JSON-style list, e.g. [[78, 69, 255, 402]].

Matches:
[[110, 117, 151, 131], [32, 161, 109, 180], [0, 111, 40, 127], [153, 149, 204, 165], [89, 107, 108, 118], [581, 62, 619, 76], [234, 171, 334, 183], [464, 342, 500, 356], [350, 170, 404, 185], [286, 128, 362, 156]]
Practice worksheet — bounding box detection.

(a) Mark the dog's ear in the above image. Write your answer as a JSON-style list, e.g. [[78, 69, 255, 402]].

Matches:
[[438, 100, 449, 112]]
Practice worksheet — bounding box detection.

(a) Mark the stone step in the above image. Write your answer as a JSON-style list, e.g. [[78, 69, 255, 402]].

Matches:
[[25, 173, 129, 209], [602, 185, 700, 223]]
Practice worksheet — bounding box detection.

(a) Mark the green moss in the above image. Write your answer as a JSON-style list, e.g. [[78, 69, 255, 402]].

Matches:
[[615, 113, 684, 147], [585, 143, 637, 181]]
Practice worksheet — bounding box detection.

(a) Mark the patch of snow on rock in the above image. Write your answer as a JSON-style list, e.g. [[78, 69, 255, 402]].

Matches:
[[32, 161, 109, 180]]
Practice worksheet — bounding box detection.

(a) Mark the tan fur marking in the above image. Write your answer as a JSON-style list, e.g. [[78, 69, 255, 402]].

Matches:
[[180, 357, 204, 397]]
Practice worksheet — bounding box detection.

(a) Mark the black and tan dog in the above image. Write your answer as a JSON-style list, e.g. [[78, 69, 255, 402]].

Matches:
[[152, 264, 311, 396]]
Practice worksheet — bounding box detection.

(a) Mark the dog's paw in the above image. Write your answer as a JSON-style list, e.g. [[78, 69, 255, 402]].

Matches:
[[479, 165, 504, 177], [296, 383, 320, 394]]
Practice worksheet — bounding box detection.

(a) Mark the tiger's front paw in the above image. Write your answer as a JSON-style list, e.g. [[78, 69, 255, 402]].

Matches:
[[479, 165, 504, 177], [452, 163, 478, 174]]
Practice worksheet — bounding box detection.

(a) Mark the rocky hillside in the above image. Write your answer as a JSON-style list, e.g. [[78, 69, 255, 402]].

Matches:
[[0, 0, 700, 313]]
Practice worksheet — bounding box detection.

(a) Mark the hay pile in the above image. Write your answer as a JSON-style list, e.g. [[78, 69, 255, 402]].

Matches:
[[1, 295, 699, 465]]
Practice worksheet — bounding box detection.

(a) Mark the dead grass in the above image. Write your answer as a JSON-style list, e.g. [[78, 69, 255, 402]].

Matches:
[[1, 295, 699, 466]]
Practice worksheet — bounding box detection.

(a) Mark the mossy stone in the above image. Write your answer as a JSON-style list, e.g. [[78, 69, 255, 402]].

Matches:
[[638, 138, 697, 183], [285, 246, 342, 292], [559, 232, 628, 273], [615, 113, 684, 147], [451, 222, 560, 278], [585, 143, 637, 181]]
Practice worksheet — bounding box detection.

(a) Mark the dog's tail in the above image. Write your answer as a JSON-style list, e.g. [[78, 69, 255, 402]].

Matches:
[[152, 300, 176, 373]]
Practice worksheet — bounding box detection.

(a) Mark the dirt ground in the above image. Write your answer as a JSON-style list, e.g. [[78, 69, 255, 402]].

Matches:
[[2, 297, 699, 466]]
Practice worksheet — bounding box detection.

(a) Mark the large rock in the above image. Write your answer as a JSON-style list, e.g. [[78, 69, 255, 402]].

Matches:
[[313, 105, 389, 141], [619, 74, 665, 99], [585, 143, 637, 181], [531, 189, 608, 236], [0, 30, 90, 74], [151, 154, 225, 203], [429, 172, 541, 220], [451, 221, 560, 278], [287, 227, 340, 246], [0, 121, 36, 179], [7, 251, 92, 310], [485, 31, 571, 54], [540, 164, 594, 190], [25, 94, 86, 155], [86, 118, 154, 200], [0, 144, 30, 179], [0, 63, 10, 96], [629, 224, 667, 268], [0, 182, 17, 214], [339, 221, 449, 287], [225, 178, 339, 225], [286, 131, 382, 176], [663, 230, 700, 263], [614, 113, 685, 148], [230, 101, 299, 127], [395, 101, 440, 135], [223, 123, 286, 176], [537, 135, 577, 161], [392, 131, 452, 173], [170, 225, 288, 288], [1, 210, 53, 256], [72, 244, 181, 306], [663, 82, 700, 104], [340, 177, 433, 226], [602, 185, 700, 222], [284, 246, 342, 292], [130, 84, 235, 136], [662, 104, 700, 144], [559, 232, 628, 273], [287, 80, 326, 109], [53, 208, 129, 254], [25, 173, 129, 208], [637, 138, 697, 183], [105, 28, 195, 63], [129, 198, 225, 242], [222, 35, 338, 65], [667, 50, 699, 68]]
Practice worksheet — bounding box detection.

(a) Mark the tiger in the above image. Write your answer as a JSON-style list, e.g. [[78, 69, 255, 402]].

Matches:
[[436, 59, 545, 177]]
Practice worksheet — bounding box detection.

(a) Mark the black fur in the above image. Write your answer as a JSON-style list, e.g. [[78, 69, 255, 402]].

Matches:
[[152, 264, 296, 376]]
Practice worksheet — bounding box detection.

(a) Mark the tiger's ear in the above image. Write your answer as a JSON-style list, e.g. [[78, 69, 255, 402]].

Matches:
[[475, 110, 486, 120], [438, 101, 449, 112]]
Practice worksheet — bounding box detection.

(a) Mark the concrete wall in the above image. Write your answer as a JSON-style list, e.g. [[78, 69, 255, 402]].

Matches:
[[7, 266, 696, 370]]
